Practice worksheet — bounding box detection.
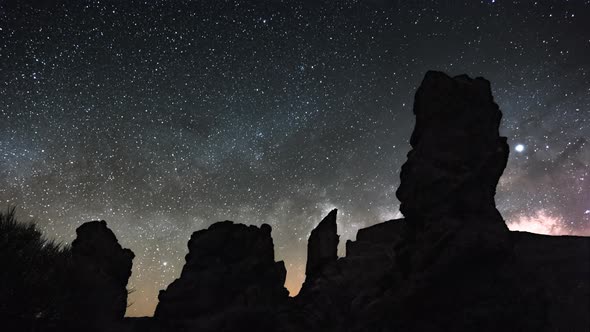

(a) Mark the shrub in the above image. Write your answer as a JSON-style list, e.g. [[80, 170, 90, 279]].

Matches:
[[0, 207, 73, 321]]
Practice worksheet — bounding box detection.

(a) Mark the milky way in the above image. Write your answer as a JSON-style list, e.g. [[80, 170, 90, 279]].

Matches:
[[1, 0, 588, 316]]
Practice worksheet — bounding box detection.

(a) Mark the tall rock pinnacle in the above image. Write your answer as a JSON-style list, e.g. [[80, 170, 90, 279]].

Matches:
[[396, 71, 509, 223], [70, 220, 135, 325]]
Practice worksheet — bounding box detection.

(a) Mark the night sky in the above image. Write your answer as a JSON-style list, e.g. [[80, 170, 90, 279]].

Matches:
[[1, 0, 588, 317]]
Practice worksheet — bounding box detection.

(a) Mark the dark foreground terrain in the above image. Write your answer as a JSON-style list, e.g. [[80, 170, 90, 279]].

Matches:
[[2, 71, 589, 332]]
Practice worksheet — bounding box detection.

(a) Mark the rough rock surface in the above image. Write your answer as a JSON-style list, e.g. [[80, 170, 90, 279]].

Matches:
[[304, 209, 339, 282], [154, 221, 289, 324], [396, 71, 509, 223], [511, 232, 590, 330], [346, 218, 406, 258], [292, 218, 410, 332], [70, 220, 134, 325]]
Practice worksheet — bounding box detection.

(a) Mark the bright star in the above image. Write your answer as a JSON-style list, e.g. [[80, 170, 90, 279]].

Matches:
[[515, 144, 525, 152]]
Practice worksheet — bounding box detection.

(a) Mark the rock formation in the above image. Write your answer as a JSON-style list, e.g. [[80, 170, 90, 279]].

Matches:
[[304, 209, 339, 283], [346, 72, 544, 331], [117, 70, 589, 332], [289, 71, 571, 332], [70, 220, 134, 326], [155, 221, 289, 326], [392, 71, 515, 292], [397, 71, 509, 224]]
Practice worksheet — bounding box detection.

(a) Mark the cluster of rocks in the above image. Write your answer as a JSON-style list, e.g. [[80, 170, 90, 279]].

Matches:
[[10, 71, 588, 332], [147, 71, 589, 332], [291, 72, 589, 332]]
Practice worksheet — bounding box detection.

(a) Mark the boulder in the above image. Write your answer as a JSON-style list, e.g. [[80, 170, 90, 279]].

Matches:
[[155, 221, 288, 323]]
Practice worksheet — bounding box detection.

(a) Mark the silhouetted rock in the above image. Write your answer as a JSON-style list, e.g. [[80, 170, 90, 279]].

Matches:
[[155, 221, 288, 326], [68, 71, 590, 332], [358, 72, 542, 331], [291, 218, 409, 332], [346, 218, 406, 258], [287, 71, 569, 332], [304, 209, 339, 282], [396, 71, 509, 224], [7, 70, 584, 332], [122, 71, 589, 332], [70, 220, 134, 327]]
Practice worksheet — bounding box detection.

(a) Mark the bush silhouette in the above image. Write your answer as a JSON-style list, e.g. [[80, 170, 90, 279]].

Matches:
[[0, 207, 74, 321]]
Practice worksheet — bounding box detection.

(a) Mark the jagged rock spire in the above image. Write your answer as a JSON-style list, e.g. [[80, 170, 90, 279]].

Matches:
[[305, 209, 339, 281]]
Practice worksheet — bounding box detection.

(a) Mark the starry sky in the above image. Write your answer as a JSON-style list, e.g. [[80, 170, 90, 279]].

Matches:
[[1, 0, 588, 317]]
